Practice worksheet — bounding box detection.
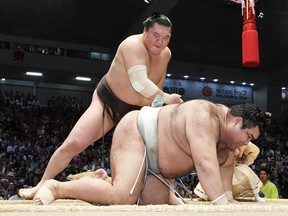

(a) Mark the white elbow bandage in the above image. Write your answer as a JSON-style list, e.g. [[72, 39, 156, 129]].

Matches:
[[128, 65, 158, 98]]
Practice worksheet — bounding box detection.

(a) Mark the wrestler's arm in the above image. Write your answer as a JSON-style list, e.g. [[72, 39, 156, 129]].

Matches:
[[186, 112, 228, 204], [219, 152, 239, 203], [153, 65, 184, 105], [156, 64, 168, 90], [120, 39, 182, 104]]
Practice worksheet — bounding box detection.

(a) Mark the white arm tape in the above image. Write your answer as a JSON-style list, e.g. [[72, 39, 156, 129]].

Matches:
[[128, 65, 158, 98]]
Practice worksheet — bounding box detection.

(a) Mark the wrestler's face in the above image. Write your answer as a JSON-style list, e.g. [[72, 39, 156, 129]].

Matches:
[[225, 117, 260, 151], [143, 23, 171, 55]]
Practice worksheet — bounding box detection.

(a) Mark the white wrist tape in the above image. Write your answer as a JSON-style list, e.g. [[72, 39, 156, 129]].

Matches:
[[211, 193, 228, 205], [128, 65, 158, 98]]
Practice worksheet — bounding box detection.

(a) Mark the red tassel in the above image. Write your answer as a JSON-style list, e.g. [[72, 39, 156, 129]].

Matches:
[[242, 0, 259, 67]]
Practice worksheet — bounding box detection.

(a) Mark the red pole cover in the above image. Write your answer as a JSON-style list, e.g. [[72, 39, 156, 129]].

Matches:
[[242, 0, 260, 67]]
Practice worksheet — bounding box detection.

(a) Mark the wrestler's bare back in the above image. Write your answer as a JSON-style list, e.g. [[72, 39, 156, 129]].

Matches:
[[156, 100, 231, 179], [105, 34, 170, 106]]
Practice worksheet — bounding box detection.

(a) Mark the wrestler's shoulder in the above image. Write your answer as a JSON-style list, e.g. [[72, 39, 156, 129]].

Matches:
[[161, 47, 172, 60], [120, 34, 144, 48]]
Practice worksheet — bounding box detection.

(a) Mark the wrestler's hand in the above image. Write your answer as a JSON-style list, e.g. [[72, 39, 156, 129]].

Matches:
[[211, 193, 229, 205], [164, 93, 183, 105], [229, 199, 240, 204], [225, 191, 240, 204]]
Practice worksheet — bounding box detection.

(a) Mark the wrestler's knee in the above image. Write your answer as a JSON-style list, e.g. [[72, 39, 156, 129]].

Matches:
[[62, 136, 84, 154]]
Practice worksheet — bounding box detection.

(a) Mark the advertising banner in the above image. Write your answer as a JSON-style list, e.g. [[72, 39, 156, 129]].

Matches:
[[163, 78, 253, 104]]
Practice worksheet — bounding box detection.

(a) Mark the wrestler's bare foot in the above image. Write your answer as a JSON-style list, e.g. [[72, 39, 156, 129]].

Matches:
[[67, 171, 95, 180], [33, 179, 57, 205], [67, 168, 111, 183], [92, 168, 111, 182], [18, 184, 42, 200]]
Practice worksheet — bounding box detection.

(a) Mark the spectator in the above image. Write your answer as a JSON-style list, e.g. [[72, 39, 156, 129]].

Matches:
[[259, 167, 279, 198], [9, 184, 22, 200]]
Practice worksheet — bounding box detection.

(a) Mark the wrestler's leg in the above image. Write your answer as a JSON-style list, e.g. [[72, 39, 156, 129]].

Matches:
[[34, 111, 146, 205], [19, 90, 115, 199], [139, 175, 183, 205], [168, 179, 185, 205], [66, 174, 180, 203], [33, 178, 119, 205]]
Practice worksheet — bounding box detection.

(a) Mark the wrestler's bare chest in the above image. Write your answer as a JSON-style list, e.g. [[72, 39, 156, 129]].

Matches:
[[217, 145, 230, 166]]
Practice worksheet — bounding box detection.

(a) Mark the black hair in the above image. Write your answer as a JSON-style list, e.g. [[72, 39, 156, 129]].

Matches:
[[229, 103, 271, 140], [143, 12, 173, 32], [259, 167, 270, 176]]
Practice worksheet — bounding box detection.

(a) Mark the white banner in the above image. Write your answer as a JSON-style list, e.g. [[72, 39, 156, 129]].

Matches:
[[163, 78, 253, 104]]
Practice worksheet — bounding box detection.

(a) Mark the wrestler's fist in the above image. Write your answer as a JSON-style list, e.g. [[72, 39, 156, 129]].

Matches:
[[164, 93, 183, 105]]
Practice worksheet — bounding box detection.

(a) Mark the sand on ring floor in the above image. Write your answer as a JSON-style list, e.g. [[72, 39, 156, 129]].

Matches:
[[0, 198, 287, 216]]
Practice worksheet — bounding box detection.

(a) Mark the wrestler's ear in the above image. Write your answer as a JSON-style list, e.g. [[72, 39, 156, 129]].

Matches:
[[233, 116, 243, 126]]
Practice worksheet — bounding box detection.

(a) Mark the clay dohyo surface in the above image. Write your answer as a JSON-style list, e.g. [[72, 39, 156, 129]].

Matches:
[[0, 198, 287, 216]]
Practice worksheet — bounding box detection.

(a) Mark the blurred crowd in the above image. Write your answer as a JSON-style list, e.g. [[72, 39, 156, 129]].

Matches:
[[0, 90, 112, 200], [0, 90, 288, 200]]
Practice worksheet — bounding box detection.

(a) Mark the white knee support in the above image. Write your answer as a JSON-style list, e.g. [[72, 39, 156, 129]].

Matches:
[[128, 65, 158, 98]]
